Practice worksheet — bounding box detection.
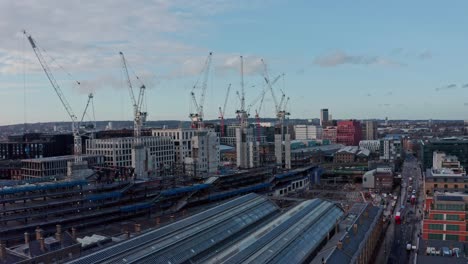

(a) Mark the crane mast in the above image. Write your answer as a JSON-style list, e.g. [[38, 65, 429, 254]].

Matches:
[[219, 84, 231, 137], [235, 56, 249, 128], [189, 52, 213, 130], [24, 31, 82, 162], [119, 51, 146, 140]]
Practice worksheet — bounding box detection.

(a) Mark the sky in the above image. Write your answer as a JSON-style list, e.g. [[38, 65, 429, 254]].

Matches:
[[1, 0, 468, 125]]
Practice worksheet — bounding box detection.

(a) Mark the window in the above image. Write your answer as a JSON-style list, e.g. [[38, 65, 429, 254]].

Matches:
[[447, 225, 460, 231], [446, 214, 460, 221], [434, 184, 438, 188], [446, 234, 459, 241], [433, 214, 444, 220], [428, 233, 443, 240], [429, 224, 443, 230], [436, 204, 464, 211]]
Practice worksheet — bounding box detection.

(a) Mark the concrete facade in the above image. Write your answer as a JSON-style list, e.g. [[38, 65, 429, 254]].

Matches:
[[379, 138, 402, 161], [184, 130, 220, 177], [359, 140, 380, 153], [21, 155, 104, 180], [86, 137, 174, 178], [294, 125, 322, 140], [152, 128, 197, 164], [364, 120, 378, 140]]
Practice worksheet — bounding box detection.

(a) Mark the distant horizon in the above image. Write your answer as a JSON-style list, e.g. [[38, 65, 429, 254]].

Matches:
[[0, 117, 466, 128]]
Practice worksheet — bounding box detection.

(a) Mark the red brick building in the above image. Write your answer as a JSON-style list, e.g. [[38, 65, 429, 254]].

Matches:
[[422, 195, 468, 241], [337, 120, 362, 146]]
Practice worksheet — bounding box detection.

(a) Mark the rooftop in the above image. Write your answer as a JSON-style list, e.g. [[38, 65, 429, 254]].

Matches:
[[68, 193, 280, 264], [206, 199, 344, 264], [416, 238, 467, 264], [21, 154, 101, 162], [312, 203, 383, 264]]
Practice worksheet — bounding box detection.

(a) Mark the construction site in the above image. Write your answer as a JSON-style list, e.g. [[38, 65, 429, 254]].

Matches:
[[0, 32, 359, 263]]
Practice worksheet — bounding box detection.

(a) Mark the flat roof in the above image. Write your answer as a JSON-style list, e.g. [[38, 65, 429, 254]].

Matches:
[[22, 154, 101, 162]]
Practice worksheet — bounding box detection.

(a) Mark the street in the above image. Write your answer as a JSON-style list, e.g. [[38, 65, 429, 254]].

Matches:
[[388, 154, 423, 264]]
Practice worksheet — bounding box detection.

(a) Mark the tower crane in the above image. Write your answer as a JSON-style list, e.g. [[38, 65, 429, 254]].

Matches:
[[190, 52, 213, 130], [218, 84, 231, 137], [253, 74, 282, 142], [119, 51, 147, 141], [24, 31, 83, 163], [235, 56, 249, 129], [261, 60, 290, 123]]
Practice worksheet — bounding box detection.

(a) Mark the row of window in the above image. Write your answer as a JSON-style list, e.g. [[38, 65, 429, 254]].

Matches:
[[432, 214, 461, 220], [428, 234, 460, 241], [435, 203, 465, 211], [428, 224, 460, 231]]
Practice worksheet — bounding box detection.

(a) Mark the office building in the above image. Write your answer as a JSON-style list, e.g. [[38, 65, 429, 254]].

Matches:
[[320, 108, 329, 126], [421, 137, 468, 169], [423, 194, 468, 242], [363, 120, 378, 140], [336, 120, 362, 146], [359, 140, 380, 153], [422, 152, 468, 242], [0, 133, 73, 160], [379, 137, 402, 162], [86, 136, 174, 178], [152, 128, 197, 164], [21, 155, 104, 180], [323, 126, 338, 144], [294, 125, 322, 140]]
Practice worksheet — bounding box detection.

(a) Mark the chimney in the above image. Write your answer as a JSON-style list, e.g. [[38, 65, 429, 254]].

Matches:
[[55, 225, 62, 242], [24, 232, 30, 245], [35, 227, 42, 240], [156, 217, 160, 226], [345, 235, 350, 244], [134, 223, 141, 234], [125, 231, 130, 239], [0, 241, 6, 260], [337, 240, 343, 250], [71, 227, 77, 240], [353, 224, 358, 234], [39, 237, 45, 252]]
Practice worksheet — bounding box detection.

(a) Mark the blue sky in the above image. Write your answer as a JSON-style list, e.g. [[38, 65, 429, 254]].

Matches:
[[1, 1, 468, 125]]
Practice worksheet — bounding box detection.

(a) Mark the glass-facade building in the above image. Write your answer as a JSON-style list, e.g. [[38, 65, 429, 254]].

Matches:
[[420, 137, 468, 169]]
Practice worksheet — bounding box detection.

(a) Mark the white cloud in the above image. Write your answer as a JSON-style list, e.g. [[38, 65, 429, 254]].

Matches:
[[314, 51, 405, 67], [0, 1, 234, 77]]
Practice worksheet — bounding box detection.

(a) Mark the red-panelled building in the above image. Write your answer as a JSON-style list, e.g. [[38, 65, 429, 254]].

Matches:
[[336, 120, 362, 146], [422, 195, 468, 241]]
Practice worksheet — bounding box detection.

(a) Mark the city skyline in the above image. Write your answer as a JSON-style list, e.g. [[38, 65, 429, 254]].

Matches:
[[1, 1, 468, 126]]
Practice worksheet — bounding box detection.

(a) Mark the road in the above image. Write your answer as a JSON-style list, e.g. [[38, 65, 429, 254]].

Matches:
[[388, 154, 423, 264]]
